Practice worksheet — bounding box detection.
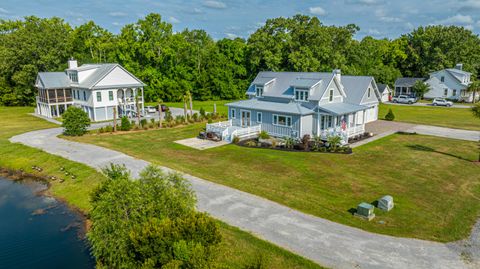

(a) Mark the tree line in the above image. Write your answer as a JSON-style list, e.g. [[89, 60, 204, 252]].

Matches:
[[1, 13, 480, 106]]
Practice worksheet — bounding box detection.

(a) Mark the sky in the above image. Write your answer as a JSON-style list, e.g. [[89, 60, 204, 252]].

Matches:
[[1, 0, 480, 40]]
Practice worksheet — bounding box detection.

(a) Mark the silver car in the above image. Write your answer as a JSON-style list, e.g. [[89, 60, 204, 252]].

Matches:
[[145, 106, 156, 113], [432, 98, 453, 107]]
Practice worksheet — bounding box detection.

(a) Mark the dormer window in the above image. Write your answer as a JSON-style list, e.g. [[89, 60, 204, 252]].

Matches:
[[294, 89, 309, 101], [68, 72, 78, 83], [329, 89, 334, 102], [441, 76, 445, 82], [255, 86, 263, 97], [368, 88, 371, 98]]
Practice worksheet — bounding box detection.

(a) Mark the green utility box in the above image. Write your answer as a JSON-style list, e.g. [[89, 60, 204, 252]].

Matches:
[[354, 202, 375, 221]]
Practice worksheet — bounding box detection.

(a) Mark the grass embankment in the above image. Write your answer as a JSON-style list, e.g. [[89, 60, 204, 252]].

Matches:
[[0, 106, 322, 269], [379, 103, 479, 131], [147, 100, 233, 115], [69, 121, 480, 242]]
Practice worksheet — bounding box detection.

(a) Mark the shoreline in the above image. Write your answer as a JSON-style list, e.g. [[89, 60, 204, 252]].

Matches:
[[0, 167, 91, 236]]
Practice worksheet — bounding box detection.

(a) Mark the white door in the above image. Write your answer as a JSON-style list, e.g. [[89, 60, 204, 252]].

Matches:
[[241, 111, 251, 127]]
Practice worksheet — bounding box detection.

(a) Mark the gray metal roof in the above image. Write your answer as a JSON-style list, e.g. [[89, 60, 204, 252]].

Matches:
[[377, 84, 389, 94], [394, 77, 424, 87], [226, 98, 315, 115], [248, 71, 333, 100], [37, 72, 70, 89], [316, 102, 368, 116], [341, 76, 374, 104]]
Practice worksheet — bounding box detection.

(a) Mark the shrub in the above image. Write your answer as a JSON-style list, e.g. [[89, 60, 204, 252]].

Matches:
[[285, 137, 295, 149], [327, 135, 342, 152], [271, 139, 277, 148], [120, 116, 131, 131], [245, 140, 257, 147], [105, 125, 113, 133], [62, 106, 91, 136], [244, 254, 268, 269], [165, 110, 173, 123], [140, 118, 148, 128], [98, 127, 105, 134], [258, 130, 270, 139], [232, 136, 240, 144], [192, 113, 199, 122], [199, 107, 206, 117], [149, 123, 154, 129], [175, 115, 184, 125], [89, 165, 221, 268], [385, 109, 395, 121], [150, 118, 155, 124], [207, 119, 213, 124]]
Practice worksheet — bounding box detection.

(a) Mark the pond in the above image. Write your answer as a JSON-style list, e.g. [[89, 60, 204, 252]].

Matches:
[[0, 176, 94, 269]]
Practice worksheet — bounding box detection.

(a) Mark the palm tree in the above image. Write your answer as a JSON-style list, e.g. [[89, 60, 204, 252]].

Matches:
[[466, 80, 480, 103], [113, 106, 117, 132], [135, 90, 141, 126], [183, 94, 188, 123], [472, 103, 480, 162], [186, 90, 193, 116], [412, 80, 430, 99]]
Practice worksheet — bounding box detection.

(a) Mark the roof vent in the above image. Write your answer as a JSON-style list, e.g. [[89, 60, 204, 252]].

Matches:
[[455, 63, 463, 70]]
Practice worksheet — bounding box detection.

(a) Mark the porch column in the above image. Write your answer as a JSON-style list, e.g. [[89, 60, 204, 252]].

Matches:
[[123, 88, 126, 117], [141, 88, 144, 116]]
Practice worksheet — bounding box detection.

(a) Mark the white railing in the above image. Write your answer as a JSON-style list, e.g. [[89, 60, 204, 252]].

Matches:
[[206, 120, 232, 134], [346, 125, 365, 137], [230, 125, 261, 141], [320, 125, 365, 144]]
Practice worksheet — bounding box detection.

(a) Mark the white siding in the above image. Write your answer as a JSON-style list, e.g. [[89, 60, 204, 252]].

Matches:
[[95, 66, 141, 87]]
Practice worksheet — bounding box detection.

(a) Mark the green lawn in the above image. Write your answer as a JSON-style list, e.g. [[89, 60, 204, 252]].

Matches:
[[68, 122, 480, 242], [379, 103, 480, 131], [147, 100, 233, 116], [0, 106, 321, 269]]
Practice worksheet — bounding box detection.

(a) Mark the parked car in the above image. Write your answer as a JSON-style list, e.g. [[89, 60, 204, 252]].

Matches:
[[392, 95, 417, 104], [145, 106, 156, 113], [432, 98, 453, 107], [160, 104, 169, 112]]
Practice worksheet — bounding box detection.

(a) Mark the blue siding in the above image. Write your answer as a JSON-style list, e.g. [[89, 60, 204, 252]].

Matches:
[[229, 106, 301, 138]]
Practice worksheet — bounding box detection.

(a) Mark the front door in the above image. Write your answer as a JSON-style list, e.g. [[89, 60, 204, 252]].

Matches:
[[241, 111, 251, 127]]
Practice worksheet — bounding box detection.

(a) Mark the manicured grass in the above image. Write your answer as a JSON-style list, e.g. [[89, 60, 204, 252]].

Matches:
[[379, 103, 480, 131], [68, 122, 480, 242], [0, 106, 321, 269], [147, 100, 233, 115]]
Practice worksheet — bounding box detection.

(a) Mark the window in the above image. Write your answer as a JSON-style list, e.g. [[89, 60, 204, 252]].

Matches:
[[231, 109, 236, 119], [109, 91, 113, 101], [444, 89, 448, 96], [294, 89, 309, 101], [273, 114, 292, 127], [329, 89, 334, 102], [368, 88, 371, 98], [257, 112, 262, 123], [68, 72, 78, 83], [453, 89, 457, 96], [83, 91, 86, 101], [327, 116, 332, 128], [441, 76, 445, 82], [96, 92, 102, 102], [255, 86, 263, 97]]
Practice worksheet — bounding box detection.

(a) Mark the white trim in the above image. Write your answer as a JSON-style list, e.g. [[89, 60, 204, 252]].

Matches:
[[272, 114, 292, 127], [240, 109, 251, 127], [294, 89, 309, 102]]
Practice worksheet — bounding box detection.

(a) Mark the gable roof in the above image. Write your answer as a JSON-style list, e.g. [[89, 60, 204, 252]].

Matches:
[[394, 77, 425, 87], [341, 76, 379, 104], [377, 84, 390, 94], [226, 98, 315, 115], [36, 72, 71, 89], [248, 71, 335, 100], [316, 102, 368, 116]]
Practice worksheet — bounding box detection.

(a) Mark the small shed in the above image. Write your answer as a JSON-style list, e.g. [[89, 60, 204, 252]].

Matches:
[[378, 195, 394, 211], [354, 202, 375, 221]]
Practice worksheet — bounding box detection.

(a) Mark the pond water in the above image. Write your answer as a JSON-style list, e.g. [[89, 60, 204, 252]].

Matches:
[[0, 176, 94, 269]]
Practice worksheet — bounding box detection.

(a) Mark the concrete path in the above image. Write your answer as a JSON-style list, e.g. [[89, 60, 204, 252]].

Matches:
[[175, 137, 229, 150], [385, 101, 472, 109], [409, 125, 480, 142], [10, 127, 473, 269]]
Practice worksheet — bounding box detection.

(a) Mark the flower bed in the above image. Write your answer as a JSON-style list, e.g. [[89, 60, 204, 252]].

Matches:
[[237, 136, 353, 154]]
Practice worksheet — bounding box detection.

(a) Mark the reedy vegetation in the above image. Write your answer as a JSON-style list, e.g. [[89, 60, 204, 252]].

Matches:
[[1, 14, 480, 106]]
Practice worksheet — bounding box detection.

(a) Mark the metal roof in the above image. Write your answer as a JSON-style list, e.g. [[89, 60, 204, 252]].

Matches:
[[290, 78, 321, 88], [342, 76, 374, 104], [226, 98, 315, 115], [316, 102, 368, 116], [394, 77, 425, 87], [377, 84, 390, 94], [37, 72, 70, 89]]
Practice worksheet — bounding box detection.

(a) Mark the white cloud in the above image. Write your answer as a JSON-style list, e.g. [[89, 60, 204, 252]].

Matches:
[[202, 1, 227, 9], [309, 6, 326, 16], [225, 33, 238, 39], [437, 14, 473, 25], [109, 11, 127, 17], [464, 25, 474, 31], [459, 0, 480, 11], [374, 8, 402, 23], [379, 16, 402, 22], [0, 8, 9, 14], [168, 16, 180, 24], [404, 22, 414, 31], [112, 22, 122, 26], [367, 28, 381, 35]]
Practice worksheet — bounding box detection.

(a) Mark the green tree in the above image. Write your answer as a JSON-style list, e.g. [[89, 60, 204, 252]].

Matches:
[[61, 106, 90, 136], [412, 80, 430, 99], [120, 116, 131, 131], [88, 165, 221, 268], [466, 79, 480, 103], [385, 109, 395, 121]]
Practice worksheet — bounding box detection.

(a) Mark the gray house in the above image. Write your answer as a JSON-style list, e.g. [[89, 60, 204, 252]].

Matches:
[[207, 70, 381, 143], [393, 77, 424, 97], [423, 64, 477, 102]]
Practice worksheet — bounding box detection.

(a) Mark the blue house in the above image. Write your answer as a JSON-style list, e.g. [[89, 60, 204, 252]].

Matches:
[[207, 70, 381, 143]]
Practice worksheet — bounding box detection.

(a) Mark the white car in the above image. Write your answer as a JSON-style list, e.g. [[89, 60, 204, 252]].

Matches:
[[145, 106, 156, 113], [432, 98, 453, 107]]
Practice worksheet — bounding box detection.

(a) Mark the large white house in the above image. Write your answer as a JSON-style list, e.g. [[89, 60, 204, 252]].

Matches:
[[35, 59, 145, 121], [423, 64, 477, 102]]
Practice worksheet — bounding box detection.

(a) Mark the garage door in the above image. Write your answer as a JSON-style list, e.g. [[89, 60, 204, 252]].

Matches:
[[364, 105, 378, 123]]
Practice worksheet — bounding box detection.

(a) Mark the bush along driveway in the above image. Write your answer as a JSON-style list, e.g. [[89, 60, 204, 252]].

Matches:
[[10, 126, 478, 269]]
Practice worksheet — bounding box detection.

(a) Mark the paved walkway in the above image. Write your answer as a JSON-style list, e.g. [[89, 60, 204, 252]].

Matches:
[[10, 127, 473, 269], [175, 137, 229, 150]]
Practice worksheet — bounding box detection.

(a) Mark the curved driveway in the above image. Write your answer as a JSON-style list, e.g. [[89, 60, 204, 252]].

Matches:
[[10, 127, 473, 269]]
